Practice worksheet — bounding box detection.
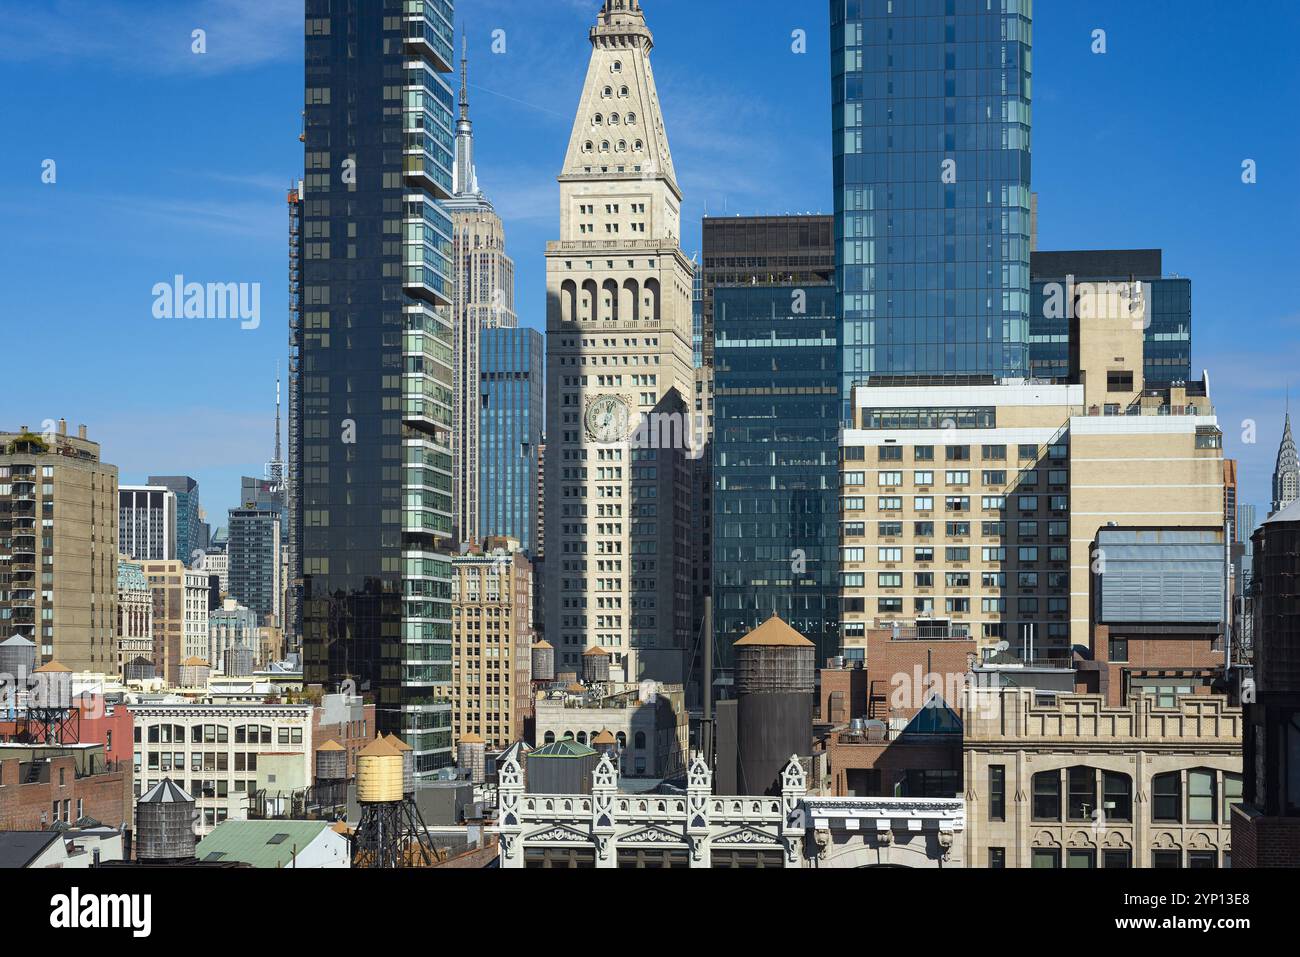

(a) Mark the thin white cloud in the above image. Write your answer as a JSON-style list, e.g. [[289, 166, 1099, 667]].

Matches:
[[94, 192, 285, 242], [0, 0, 300, 74]]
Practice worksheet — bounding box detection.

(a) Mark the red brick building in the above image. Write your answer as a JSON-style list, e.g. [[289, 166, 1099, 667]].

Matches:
[[310, 694, 376, 779], [1076, 625, 1226, 707], [818, 636, 974, 797], [75, 695, 135, 766], [0, 744, 132, 831], [0, 695, 134, 765]]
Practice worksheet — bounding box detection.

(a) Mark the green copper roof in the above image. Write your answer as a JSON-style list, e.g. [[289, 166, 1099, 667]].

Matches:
[[195, 820, 334, 868], [530, 738, 597, 759]]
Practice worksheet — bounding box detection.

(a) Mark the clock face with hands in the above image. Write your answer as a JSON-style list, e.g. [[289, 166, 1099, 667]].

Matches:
[[586, 395, 630, 443]]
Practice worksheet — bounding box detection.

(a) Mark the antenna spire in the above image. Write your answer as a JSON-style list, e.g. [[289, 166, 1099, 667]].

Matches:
[[268, 362, 285, 488], [453, 29, 479, 197], [459, 29, 470, 122]]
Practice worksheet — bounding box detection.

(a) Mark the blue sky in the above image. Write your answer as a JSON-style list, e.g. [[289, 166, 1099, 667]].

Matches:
[[1, 0, 1296, 526]]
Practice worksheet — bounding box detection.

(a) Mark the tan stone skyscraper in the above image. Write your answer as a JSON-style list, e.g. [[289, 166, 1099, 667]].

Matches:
[[448, 36, 518, 547], [0, 423, 118, 672], [544, 0, 697, 684]]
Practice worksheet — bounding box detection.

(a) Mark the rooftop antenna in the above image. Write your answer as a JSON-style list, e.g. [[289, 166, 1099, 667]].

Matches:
[[267, 363, 285, 489]]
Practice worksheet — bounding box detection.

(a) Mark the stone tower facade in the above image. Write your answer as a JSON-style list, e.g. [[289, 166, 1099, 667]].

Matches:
[[544, 0, 697, 684]]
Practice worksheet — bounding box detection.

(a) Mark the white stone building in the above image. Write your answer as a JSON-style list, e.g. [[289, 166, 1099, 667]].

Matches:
[[495, 751, 964, 868], [544, 0, 698, 686], [130, 703, 313, 835]]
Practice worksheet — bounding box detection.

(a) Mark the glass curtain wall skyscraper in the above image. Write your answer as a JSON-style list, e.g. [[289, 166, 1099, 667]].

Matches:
[[148, 476, 203, 566], [479, 326, 543, 554], [712, 284, 841, 672], [832, 0, 1032, 409], [298, 0, 457, 774]]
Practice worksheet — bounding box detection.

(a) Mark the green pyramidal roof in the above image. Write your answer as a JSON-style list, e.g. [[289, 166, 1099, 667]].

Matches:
[[530, 738, 597, 759]]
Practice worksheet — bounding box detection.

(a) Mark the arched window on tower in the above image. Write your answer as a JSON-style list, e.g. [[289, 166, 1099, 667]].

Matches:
[[643, 277, 661, 323], [602, 279, 620, 322], [620, 278, 638, 321], [561, 279, 577, 323]]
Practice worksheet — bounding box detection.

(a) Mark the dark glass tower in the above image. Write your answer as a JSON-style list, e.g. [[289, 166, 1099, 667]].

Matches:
[[298, 0, 456, 774], [700, 215, 835, 370], [712, 284, 841, 674], [831, 0, 1032, 407], [478, 326, 543, 554]]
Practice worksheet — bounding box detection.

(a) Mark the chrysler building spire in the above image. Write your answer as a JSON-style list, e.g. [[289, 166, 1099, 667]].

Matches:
[[1274, 404, 1299, 516]]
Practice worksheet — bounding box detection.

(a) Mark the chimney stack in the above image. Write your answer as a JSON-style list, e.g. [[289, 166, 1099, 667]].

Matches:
[[77, 424, 87, 440], [58, 418, 67, 436]]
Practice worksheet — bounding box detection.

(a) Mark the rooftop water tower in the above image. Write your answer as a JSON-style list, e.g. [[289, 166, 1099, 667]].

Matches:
[[136, 779, 197, 863], [734, 615, 815, 796], [351, 736, 439, 868]]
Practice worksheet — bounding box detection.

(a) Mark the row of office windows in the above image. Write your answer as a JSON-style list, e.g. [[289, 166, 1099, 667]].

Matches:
[[987, 765, 1242, 826]]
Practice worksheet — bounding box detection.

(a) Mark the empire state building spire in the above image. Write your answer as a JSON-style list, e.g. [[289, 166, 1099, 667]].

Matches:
[[453, 31, 482, 201]]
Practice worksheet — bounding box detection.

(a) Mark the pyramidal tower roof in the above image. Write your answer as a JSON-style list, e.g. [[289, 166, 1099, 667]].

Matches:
[[1274, 406, 1299, 514], [561, 0, 679, 197]]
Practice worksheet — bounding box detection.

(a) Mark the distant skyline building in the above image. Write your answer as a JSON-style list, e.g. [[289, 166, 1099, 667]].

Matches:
[[1029, 249, 1192, 387], [702, 214, 840, 680], [296, 0, 457, 774], [209, 597, 260, 676], [141, 560, 209, 684], [228, 505, 282, 631], [831, 0, 1033, 400], [1238, 502, 1258, 544], [119, 485, 177, 562], [447, 37, 519, 549], [691, 269, 704, 368], [1224, 459, 1238, 544], [116, 558, 153, 677], [241, 475, 286, 513], [479, 326, 543, 554], [148, 475, 203, 566], [1273, 409, 1298, 516]]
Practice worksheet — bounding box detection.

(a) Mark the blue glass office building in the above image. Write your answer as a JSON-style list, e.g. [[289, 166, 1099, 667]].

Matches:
[[148, 476, 203, 563], [832, 0, 1032, 406], [297, 0, 457, 773], [712, 285, 841, 669], [479, 326, 543, 554]]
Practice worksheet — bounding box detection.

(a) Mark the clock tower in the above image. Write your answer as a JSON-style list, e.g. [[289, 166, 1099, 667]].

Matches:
[[544, 0, 696, 685]]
